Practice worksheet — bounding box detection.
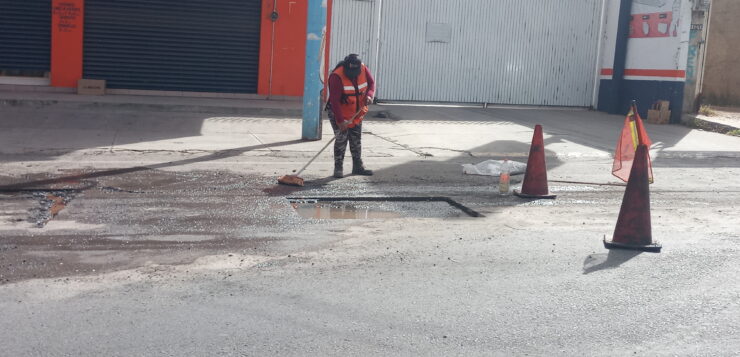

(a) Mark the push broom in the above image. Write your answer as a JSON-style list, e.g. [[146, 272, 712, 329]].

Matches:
[[277, 109, 364, 187]]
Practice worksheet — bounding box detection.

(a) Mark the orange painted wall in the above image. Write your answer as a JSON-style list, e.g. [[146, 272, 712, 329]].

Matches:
[[257, 0, 275, 95], [50, 0, 84, 87], [258, 0, 308, 97]]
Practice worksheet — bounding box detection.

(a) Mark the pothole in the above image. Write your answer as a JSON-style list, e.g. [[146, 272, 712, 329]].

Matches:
[[28, 190, 76, 227], [288, 196, 483, 219]]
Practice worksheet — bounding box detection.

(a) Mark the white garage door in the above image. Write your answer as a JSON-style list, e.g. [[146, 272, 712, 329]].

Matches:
[[328, 0, 377, 72], [331, 0, 604, 107]]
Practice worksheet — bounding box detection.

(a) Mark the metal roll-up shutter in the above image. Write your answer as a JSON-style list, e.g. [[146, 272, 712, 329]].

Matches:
[[84, 0, 261, 93], [0, 0, 51, 75]]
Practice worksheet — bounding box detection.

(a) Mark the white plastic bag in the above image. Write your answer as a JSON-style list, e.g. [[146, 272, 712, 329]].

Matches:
[[462, 159, 527, 177]]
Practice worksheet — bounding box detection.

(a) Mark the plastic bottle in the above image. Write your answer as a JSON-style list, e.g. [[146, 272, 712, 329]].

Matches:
[[499, 159, 510, 194]]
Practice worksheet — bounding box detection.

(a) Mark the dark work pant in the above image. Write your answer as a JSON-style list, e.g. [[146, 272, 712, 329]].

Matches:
[[328, 108, 362, 167]]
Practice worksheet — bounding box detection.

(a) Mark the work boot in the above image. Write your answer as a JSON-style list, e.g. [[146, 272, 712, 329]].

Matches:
[[352, 159, 373, 176], [333, 163, 343, 178]]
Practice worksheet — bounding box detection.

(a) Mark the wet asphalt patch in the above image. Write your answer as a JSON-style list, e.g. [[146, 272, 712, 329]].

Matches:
[[0, 167, 495, 283], [288, 196, 484, 218]]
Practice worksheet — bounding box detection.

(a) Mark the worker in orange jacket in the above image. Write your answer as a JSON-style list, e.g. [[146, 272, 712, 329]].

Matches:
[[326, 54, 375, 178]]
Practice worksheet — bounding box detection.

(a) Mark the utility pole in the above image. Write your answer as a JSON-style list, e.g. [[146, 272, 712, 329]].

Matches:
[[301, 0, 328, 141], [609, 0, 633, 115]]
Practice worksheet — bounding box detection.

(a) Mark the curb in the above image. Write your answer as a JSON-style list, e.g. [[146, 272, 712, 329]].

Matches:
[[682, 114, 740, 136], [0, 98, 303, 117]]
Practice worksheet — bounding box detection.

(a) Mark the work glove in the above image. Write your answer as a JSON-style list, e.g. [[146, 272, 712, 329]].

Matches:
[[337, 120, 349, 132]]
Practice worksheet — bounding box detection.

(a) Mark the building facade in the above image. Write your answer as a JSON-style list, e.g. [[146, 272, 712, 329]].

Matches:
[[596, 0, 711, 122], [1, 0, 709, 122], [0, 0, 310, 97], [701, 0, 740, 106], [330, 0, 707, 123]]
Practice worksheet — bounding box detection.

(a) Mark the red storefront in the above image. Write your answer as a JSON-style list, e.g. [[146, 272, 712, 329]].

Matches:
[[1, 0, 333, 97]]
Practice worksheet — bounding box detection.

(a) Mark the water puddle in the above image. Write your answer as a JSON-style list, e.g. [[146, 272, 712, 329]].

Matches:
[[288, 197, 483, 219], [292, 202, 404, 220]]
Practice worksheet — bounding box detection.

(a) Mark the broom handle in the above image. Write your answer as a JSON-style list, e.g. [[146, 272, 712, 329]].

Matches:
[[294, 109, 364, 176], [294, 136, 336, 176]]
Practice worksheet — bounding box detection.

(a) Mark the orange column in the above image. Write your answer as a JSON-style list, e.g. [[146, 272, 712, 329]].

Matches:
[[257, 0, 275, 96], [258, 0, 308, 97], [51, 0, 84, 87]]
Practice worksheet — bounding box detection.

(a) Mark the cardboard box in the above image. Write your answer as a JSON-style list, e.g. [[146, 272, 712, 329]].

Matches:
[[647, 109, 671, 124], [647, 100, 670, 124], [77, 79, 106, 95]]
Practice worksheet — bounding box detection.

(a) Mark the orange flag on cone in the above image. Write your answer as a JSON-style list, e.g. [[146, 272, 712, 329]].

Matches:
[[612, 102, 654, 183]]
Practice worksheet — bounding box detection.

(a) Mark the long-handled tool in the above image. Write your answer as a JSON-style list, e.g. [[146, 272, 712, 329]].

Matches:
[[277, 109, 364, 187], [277, 136, 336, 187]]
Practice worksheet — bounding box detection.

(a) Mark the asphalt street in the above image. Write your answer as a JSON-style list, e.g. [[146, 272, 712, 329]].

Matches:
[[1, 100, 738, 356]]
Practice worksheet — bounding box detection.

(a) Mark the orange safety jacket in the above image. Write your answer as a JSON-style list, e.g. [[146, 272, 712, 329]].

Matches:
[[331, 65, 369, 128]]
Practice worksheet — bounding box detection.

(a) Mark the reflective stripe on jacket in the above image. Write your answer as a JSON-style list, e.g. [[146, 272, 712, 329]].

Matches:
[[331, 65, 369, 128]]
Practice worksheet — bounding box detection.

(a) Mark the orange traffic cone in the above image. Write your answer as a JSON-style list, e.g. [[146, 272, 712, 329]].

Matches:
[[514, 125, 556, 199], [604, 144, 661, 252]]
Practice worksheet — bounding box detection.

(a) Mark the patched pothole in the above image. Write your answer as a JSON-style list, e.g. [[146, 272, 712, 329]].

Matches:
[[288, 196, 483, 219], [28, 190, 76, 228]]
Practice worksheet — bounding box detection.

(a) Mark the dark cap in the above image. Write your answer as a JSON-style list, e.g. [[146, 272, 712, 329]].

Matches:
[[343, 54, 361, 67]]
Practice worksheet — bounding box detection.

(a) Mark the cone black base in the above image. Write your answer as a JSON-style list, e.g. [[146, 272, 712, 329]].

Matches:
[[513, 190, 556, 199], [603, 238, 662, 253]]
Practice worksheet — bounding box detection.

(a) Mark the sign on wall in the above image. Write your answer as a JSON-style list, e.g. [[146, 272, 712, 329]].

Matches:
[[51, 0, 84, 87]]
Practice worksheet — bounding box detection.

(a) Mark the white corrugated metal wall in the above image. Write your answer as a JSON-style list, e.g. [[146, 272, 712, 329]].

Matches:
[[330, 0, 604, 107], [328, 0, 377, 72]]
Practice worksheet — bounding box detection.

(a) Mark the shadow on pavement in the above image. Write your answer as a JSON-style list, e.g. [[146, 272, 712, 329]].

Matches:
[[582, 250, 642, 274], [0, 139, 304, 191], [4, 103, 738, 169], [371, 106, 740, 168], [0, 109, 214, 163]]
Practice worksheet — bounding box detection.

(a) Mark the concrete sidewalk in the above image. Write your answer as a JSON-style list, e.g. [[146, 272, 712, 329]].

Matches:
[[1, 92, 739, 165], [683, 111, 740, 136], [2, 92, 739, 198]]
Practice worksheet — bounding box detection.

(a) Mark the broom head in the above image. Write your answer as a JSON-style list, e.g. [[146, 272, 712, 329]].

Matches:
[[277, 175, 304, 187]]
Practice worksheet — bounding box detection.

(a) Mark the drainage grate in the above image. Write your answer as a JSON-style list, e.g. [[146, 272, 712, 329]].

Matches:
[[288, 196, 483, 219]]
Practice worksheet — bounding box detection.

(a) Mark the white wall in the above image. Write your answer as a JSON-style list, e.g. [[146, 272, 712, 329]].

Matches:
[[625, 0, 691, 80], [599, 0, 621, 79], [599, 0, 692, 81]]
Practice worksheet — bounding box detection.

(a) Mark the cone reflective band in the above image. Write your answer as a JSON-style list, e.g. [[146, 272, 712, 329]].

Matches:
[[604, 144, 661, 252], [629, 114, 640, 149], [514, 125, 556, 199], [613, 103, 654, 183]]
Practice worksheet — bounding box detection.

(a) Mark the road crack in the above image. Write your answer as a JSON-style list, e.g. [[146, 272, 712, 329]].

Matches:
[[416, 147, 477, 158], [363, 131, 433, 157]]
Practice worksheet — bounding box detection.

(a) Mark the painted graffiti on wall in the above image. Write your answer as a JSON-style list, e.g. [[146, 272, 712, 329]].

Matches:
[[630, 12, 673, 37], [630, 0, 681, 38], [685, 25, 701, 82]]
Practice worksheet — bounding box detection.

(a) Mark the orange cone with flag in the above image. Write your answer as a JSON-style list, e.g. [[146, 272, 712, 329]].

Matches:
[[604, 144, 661, 252], [613, 101, 654, 183], [514, 125, 556, 199]]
